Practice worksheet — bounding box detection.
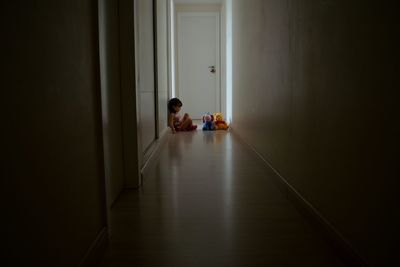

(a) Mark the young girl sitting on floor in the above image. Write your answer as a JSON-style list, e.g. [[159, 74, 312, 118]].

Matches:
[[167, 98, 197, 134]]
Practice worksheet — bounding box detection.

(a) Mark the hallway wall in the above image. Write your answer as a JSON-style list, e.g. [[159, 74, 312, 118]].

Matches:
[[99, 0, 126, 207], [157, 0, 170, 136], [136, 0, 157, 154], [2, 0, 107, 266], [119, 0, 141, 189], [231, 0, 395, 265]]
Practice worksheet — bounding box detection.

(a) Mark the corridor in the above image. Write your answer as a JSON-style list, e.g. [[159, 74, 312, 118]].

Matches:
[[100, 130, 344, 266], [3, 0, 395, 266]]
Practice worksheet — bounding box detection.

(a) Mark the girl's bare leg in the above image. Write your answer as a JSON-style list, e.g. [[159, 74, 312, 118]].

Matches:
[[181, 113, 189, 121], [180, 114, 192, 130]]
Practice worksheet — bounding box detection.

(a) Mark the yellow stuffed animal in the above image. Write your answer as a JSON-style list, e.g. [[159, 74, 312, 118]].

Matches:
[[213, 112, 229, 130]]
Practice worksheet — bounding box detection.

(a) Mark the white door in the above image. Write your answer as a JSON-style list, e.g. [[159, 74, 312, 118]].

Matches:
[[177, 12, 220, 120]]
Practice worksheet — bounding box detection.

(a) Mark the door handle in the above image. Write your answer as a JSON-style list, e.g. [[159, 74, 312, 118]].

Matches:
[[208, 66, 216, 73]]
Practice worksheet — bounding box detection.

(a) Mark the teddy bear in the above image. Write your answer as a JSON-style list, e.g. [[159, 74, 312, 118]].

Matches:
[[213, 112, 229, 130], [202, 112, 215, 131]]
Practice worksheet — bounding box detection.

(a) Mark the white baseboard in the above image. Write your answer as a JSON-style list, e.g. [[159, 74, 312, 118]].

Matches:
[[141, 127, 170, 179], [78, 227, 108, 267]]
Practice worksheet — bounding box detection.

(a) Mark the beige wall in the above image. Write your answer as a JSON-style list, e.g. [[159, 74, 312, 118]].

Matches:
[[136, 0, 157, 154], [231, 0, 395, 265], [157, 0, 170, 135], [3, 0, 107, 265], [99, 0, 141, 196], [99, 0, 125, 207], [119, 0, 141, 188]]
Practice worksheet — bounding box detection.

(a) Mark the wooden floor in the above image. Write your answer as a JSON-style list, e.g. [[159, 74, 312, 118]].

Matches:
[[99, 130, 344, 267]]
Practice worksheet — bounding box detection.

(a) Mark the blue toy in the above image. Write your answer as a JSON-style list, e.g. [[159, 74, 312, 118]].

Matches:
[[202, 113, 215, 131]]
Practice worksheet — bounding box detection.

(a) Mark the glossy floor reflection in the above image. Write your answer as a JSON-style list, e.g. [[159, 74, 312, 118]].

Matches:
[[100, 130, 344, 267]]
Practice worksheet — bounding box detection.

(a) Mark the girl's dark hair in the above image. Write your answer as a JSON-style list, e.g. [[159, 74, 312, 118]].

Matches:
[[167, 98, 182, 113]]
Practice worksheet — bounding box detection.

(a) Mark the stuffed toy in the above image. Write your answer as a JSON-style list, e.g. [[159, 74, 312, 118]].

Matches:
[[213, 112, 229, 130], [202, 112, 215, 131]]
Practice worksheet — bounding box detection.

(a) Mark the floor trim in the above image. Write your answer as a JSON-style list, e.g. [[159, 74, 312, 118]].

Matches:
[[230, 126, 369, 267], [78, 227, 108, 267], [141, 127, 171, 183]]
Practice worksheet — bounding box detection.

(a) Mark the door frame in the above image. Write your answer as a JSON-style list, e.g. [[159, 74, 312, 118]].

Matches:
[[174, 4, 224, 117]]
